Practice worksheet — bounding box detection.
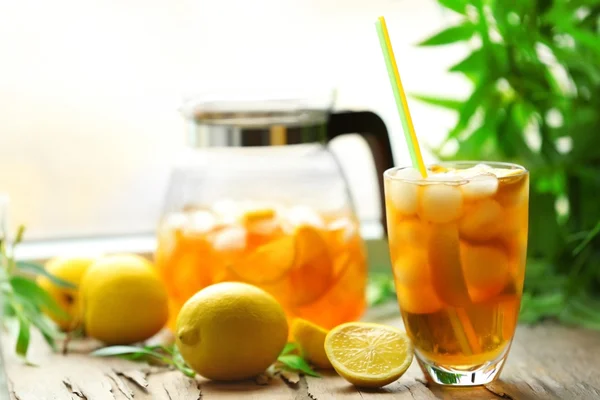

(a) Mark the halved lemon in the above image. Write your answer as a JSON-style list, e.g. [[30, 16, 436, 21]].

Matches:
[[291, 318, 332, 369], [324, 322, 413, 388]]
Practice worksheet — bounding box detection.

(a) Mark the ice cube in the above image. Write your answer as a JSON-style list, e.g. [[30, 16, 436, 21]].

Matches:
[[328, 217, 357, 243], [387, 167, 422, 215], [459, 199, 503, 241], [396, 284, 443, 314], [212, 226, 247, 251], [212, 199, 243, 224], [393, 252, 431, 286], [420, 185, 463, 223], [158, 213, 189, 255], [426, 173, 464, 183], [472, 163, 494, 173], [161, 213, 189, 230], [461, 174, 499, 199], [186, 210, 217, 234], [460, 243, 510, 303], [394, 167, 423, 180], [391, 219, 427, 247], [285, 205, 325, 229]]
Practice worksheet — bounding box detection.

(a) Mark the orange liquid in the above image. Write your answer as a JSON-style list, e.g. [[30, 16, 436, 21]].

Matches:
[[386, 171, 528, 367], [155, 205, 367, 330]]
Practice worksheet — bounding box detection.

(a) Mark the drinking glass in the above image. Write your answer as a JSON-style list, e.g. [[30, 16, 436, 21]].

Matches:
[[384, 162, 529, 386]]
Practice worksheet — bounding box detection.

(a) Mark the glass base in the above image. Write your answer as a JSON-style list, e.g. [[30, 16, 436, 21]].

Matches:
[[416, 347, 508, 386]]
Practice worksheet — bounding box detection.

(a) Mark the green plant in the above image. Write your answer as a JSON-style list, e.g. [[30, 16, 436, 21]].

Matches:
[[416, 0, 600, 326], [0, 226, 74, 359]]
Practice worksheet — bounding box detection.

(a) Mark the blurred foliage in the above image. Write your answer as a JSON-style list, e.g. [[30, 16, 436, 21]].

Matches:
[[0, 226, 73, 359], [416, 0, 600, 327]]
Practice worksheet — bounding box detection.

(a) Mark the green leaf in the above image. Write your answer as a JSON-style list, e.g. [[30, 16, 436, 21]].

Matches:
[[573, 220, 600, 256], [527, 192, 562, 259], [280, 342, 298, 356], [15, 313, 31, 357], [277, 355, 320, 377], [519, 291, 568, 324], [418, 23, 475, 46], [558, 291, 600, 329], [511, 101, 535, 130], [524, 259, 567, 292], [13, 225, 25, 247], [145, 344, 173, 355], [92, 345, 196, 377], [28, 312, 61, 351], [449, 48, 484, 74], [4, 301, 16, 318], [92, 345, 173, 365], [438, 0, 467, 15], [565, 27, 600, 56], [454, 123, 494, 160], [431, 369, 460, 384], [0, 280, 12, 295], [16, 261, 76, 289], [172, 346, 196, 378], [366, 273, 396, 306], [564, 293, 600, 322], [559, 312, 600, 330], [447, 77, 491, 139], [9, 276, 68, 319], [91, 345, 164, 359], [411, 94, 463, 111], [175, 362, 196, 378]]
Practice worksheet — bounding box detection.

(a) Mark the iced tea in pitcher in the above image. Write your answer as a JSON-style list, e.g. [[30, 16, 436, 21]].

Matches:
[[384, 162, 528, 386], [156, 201, 367, 330]]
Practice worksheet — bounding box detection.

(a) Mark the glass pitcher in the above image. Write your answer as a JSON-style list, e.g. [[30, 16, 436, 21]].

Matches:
[[156, 91, 394, 329]]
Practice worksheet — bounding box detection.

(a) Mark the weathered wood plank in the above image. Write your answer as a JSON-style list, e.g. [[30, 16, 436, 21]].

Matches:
[[487, 323, 600, 400], [3, 317, 600, 399], [306, 369, 438, 400]]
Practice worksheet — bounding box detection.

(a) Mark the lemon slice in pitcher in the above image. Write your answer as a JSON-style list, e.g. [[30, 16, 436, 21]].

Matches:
[[287, 226, 334, 306], [230, 236, 295, 284], [324, 322, 413, 388]]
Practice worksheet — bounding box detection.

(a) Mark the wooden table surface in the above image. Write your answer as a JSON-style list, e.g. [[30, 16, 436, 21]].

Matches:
[[3, 305, 600, 400]]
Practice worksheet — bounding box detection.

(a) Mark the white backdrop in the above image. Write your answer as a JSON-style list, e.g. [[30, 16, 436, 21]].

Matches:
[[0, 0, 469, 239]]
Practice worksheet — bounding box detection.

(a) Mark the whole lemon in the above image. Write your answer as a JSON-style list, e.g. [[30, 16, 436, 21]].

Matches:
[[80, 254, 169, 345], [37, 257, 95, 330], [176, 282, 288, 381]]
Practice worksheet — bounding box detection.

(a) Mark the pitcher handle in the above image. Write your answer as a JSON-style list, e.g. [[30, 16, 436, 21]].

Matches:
[[327, 111, 395, 235]]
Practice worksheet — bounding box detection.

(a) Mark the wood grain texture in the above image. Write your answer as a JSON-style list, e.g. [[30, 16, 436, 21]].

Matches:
[[2, 316, 600, 399]]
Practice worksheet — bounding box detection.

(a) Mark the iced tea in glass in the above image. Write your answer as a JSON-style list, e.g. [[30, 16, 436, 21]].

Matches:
[[156, 201, 367, 331], [384, 162, 528, 386]]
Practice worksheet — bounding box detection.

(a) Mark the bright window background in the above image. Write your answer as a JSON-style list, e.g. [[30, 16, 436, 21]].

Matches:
[[0, 0, 468, 240]]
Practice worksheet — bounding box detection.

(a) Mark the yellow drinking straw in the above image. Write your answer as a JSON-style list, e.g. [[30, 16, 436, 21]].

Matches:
[[375, 16, 427, 178], [375, 16, 480, 356]]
